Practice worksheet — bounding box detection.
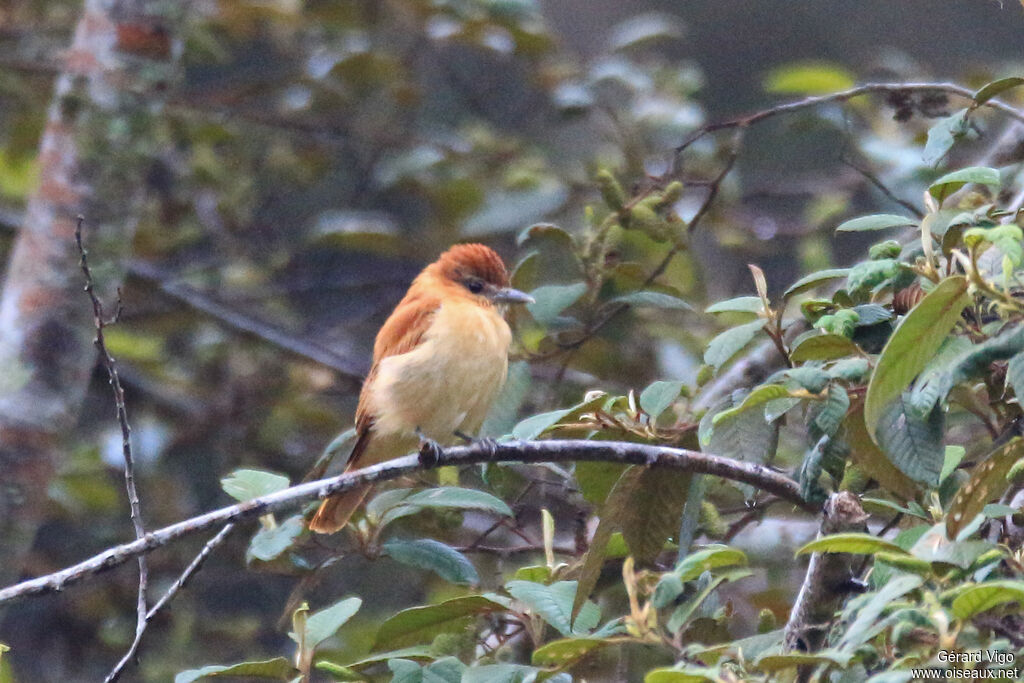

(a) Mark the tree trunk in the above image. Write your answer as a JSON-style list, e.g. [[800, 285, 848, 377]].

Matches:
[[0, 0, 186, 585]]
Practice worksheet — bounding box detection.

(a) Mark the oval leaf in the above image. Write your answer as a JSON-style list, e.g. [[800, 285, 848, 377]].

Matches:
[[704, 320, 765, 371], [863, 276, 970, 442], [611, 290, 693, 310], [795, 532, 909, 557], [382, 539, 479, 585], [952, 580, 1024, 620], [305, 597, 362, 647], [928, 167, 1001, 203], [220, 469, 290, 502], [402, 487, 513, 517], [527, 282, 587, 325], [835, 215, 916, 233]]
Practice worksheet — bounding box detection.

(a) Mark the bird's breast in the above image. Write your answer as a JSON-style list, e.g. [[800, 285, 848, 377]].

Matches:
[[368, 301, 511, 441]]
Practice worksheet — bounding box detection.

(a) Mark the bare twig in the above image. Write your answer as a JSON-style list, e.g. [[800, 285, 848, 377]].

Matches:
[[674, 82, 1024, 160], [104, 523, 236, 683], [0, 438, 815, 607], [839, 155, 924, 219], [75, 217, 149, 677]]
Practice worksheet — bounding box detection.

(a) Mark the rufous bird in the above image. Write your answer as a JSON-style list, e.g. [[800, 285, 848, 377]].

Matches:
[[308, 244, 533, 533]]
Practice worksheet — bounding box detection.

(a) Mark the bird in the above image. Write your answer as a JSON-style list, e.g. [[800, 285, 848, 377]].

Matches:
[[308, 243, 534, 534]]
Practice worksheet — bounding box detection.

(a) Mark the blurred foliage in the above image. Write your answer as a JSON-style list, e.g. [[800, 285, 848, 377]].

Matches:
[[2, 1, 1024, 682]]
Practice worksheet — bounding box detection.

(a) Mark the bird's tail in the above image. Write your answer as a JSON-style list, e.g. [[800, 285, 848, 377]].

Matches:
[[308, 485, 372, 534], [307, 429, 373, 534]]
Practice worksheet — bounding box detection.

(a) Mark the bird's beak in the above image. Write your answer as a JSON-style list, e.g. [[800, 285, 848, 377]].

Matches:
[[491, 287, 535, 304]]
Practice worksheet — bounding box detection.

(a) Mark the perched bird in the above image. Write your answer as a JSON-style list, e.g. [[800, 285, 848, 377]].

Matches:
[[309, 243, 533, 533]]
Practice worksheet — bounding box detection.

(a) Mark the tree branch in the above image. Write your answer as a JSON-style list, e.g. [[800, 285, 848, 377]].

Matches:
[[0, 439, 813, 606], [76, 216, 150, 681], [674, 81, 1024, 159], [104, 523, 236, 683]]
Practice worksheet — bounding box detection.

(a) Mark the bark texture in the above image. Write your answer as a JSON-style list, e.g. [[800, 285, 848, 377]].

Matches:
[[0, 0, 186, 585]]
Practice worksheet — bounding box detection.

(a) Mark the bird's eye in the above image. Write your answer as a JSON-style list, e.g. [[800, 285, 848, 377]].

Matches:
[[466, 279, 484, 294]]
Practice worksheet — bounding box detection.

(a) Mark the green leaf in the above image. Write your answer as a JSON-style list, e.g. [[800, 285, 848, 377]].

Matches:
[[303, 597, 362, 648], [838, 575, 923, 651], [813, 384, 849, 437], [699, 393, 779, 470], [365, 489, 416, 525], [674, 545, 748, 581], [374, 595, 510, 647], [526, 282, 587, 324], [644, 667, 718, 682], [1007, 351, 1024, 397], [946, 438, 1024, 539], [381, 539, 479, 585], [220, 469, 290, 502], [175, 658, 297, 683], [666, 569, 752, 634], [505, 580, 600, 637], [763, 61, 854, 95], [951, 580, 1024, 619], [835, 214, 916, 233], [909, 524, 996, 568], [796, 533, 908, 557], [784, 268, 851, 298], [318, 646, 434, 674], [402, 487, 513, 517], [611, 290, 693, 310], [846, 405, 920, 500], [620, 468, 693, 564], [247, 515, 304, 563], [711, 384, 795, 425], [923, 109, 969, 166], [875, 395, 945, 486], [511, 407, 574, 440], [388, 656, 465, 683], [639, 380, 686, 419], [829, 357, 870, 382], [974, 77, 1024, 106], [928, 167, 1001, 203], [704, 320, 765, 371], [863, 276, 970, 441], [754, 652, 851, 672], [575, 461, 628, 505], [572, 467, 637, 621], [481, 361, 532, 437], [462, 664, 540, 683], [790, 333, 859, 362], [705, 296, 764, 314], [652, 573, 685, 609], [852, 304, 893, 327], [913, 324, 1024, 416], [531, 637, 610, 668]]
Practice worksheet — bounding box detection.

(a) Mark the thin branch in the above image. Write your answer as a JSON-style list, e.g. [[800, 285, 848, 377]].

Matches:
[[839, 155, 924, 219], [0, 438, 814, 606], [674, 81, 1024, 160], [127, 260, 366, 381], [104, 523, 236, 683], [75, 217, 149, 671]]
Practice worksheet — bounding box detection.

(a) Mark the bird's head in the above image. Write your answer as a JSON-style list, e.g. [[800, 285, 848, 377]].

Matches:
[[429, 243, 534, 307]]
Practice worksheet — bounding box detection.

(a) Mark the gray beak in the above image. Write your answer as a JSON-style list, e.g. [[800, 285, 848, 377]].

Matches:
[[491, 287, 535, 304]]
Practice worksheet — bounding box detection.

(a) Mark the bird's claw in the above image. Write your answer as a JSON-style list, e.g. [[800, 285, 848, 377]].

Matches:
[[454, 431, 499, 459], [416, 428, 443, 467]]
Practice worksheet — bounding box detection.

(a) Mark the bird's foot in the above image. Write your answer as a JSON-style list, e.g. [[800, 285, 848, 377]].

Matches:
[[454, 430, 499, 459], [416, 427, 444, 467]]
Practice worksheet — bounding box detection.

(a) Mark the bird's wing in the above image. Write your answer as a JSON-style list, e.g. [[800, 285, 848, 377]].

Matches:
[[349, 292, 442, 461]]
